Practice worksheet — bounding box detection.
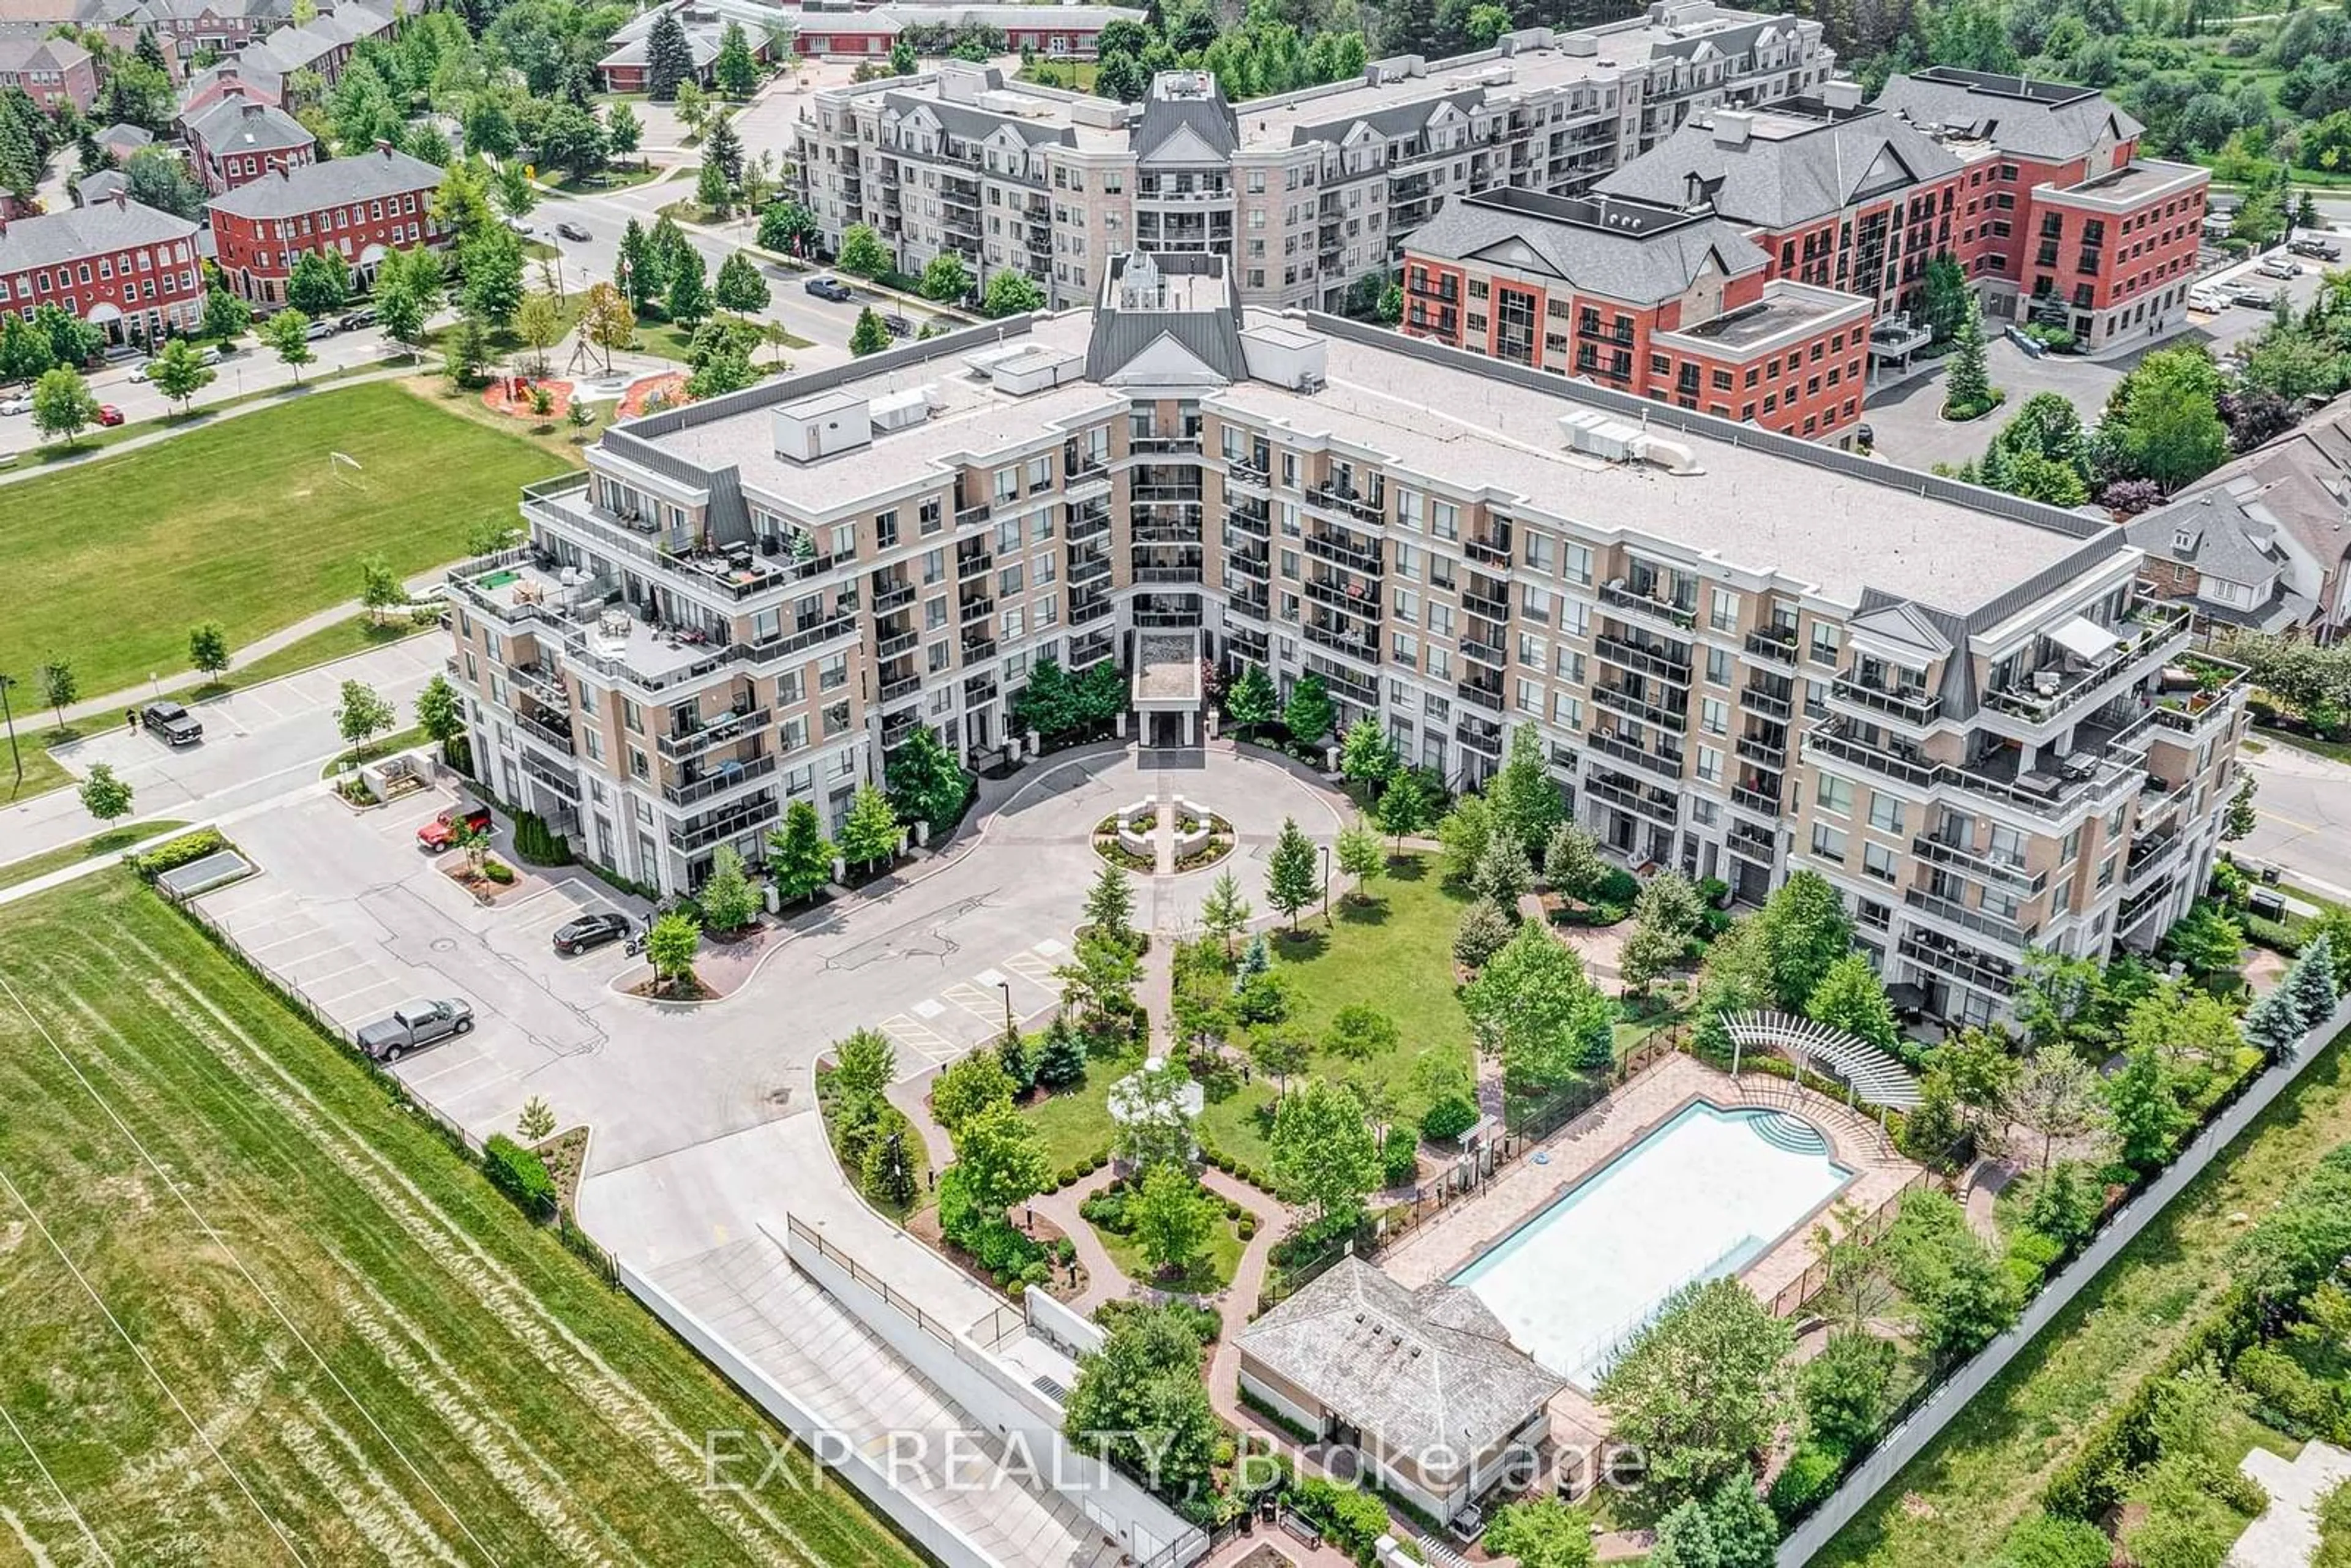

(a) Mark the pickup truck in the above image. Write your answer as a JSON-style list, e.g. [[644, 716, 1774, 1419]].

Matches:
[[356, 998, 472, 1061], [418, 804, 493, 851], [2290, 236, 2343, 261], [141, 699, 203, 745]]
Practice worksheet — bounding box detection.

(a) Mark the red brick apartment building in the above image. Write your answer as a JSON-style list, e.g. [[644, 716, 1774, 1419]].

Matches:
[[1872, 67, 2208, 349], [0, 36, 96, 111], [206, 143, 447, 304], [0, 192, 204, 346], [186, 89, 315, 194], [1401, 187, 1872, 444]]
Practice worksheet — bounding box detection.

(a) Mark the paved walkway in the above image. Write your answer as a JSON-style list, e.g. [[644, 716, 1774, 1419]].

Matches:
[[1029, 1164, 1127, 1315], [2232, 1439, 2351, 1568], [1200, 1165, 1291, 1420]]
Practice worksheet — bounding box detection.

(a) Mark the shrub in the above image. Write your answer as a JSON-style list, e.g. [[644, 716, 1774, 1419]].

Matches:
[[2006, 1224, 2064, 1283], [1768, 1440, 1845, 1522], [482, 1134, 558, 1214], [1293, 1476, 1390, 1563], [512, 810, 574, 865], [482, 860, 516, 884], [129, 827, 230, 879], [1239, 1216, 1258, 1240], [2233, 1345, 2345, 1438], [1420, 1095, 1480, 1142], [1992, 1511, 2116, 1568], [1381, 1128, 1420, 1187]]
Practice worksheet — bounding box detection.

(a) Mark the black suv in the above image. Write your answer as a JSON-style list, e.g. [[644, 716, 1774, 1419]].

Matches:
[[141, 700, 203, 745]]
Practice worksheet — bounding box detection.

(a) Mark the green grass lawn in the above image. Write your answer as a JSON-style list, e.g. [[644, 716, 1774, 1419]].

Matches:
[[1200, 853, 1475, 1169], [158, 615, 437, 710], [0, 819, 187, 891], [1095, 1209, 1247, 1294], [0, 361, 399, 472], [1024, 1072, 1119, 1172], [1, 726, 80, 803], [0, 873, 920, 1566], [1, 383, 561, 699], [2255, 724, 2351, 766], [321, 722, 430, 778], [1817, 1024, 2351, 1568]]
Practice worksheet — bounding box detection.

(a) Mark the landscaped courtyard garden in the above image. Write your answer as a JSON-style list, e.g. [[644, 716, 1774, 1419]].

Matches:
[[806, 702, 2351, 1567]]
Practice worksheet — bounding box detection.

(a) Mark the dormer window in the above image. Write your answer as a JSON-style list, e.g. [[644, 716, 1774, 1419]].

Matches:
[[2173, 528, 2195, 553]]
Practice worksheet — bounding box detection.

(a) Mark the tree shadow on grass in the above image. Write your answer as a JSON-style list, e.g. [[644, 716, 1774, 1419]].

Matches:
[[1336, 896, 1390, 927], [1272, 928, 1329, 962], [1386, 855, 1428, 882]]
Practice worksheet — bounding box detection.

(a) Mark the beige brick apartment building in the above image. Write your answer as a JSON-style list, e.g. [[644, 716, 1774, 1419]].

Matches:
[[443, 252, 2244, 1026], [793, 1, 1834, 310]]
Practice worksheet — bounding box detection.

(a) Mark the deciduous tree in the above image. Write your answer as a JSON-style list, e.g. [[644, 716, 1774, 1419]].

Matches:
[[981, 269, 1046, 317], [334, 678, 395, 764], [187, 620, 231, 678], [837, 782, 901, 871], [1223, 661, 1277, 739], [257, 309, 317, 383], [1335, 823, 1384, 901], [645, 911, 702, 994], [30, 365, 99, 445], [1464, 920, 1616, 1094], [1269, 1076, 1381, 1229], [1199, 869, 1250, 956], [78, 761, 133, 823], [697, 845, 759, 932], [148, 337, 214, 413], [1597, 1277, 1794, 1507], [1282, 670, 1334, 748]]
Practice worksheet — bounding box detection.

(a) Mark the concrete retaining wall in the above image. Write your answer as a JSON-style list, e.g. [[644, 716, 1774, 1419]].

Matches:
[[616, 1257, 1002, 1568], [1781, 994, 2351, 1566]]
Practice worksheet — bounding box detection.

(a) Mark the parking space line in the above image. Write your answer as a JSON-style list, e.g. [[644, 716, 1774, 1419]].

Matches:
[[1005, 951, 1059, 991], [313, 976, 402, 1012], [289, 958, 375, 990], [876, 1013, 958, 1065], [940, 981, 1002, 1024]]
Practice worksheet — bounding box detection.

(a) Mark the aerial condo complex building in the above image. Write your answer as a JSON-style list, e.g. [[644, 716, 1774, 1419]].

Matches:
[[443, 249, 2246, 1026]]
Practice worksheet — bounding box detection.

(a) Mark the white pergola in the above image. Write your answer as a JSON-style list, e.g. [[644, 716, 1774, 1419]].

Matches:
[[1721, 1011, 1924, 1111]]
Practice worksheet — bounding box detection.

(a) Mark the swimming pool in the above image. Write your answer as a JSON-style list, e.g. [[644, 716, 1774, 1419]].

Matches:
[[1449, 1101, 1852, 1387]]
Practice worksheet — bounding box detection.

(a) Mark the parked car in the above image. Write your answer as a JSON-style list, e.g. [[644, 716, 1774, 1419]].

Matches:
[[555, 220, 590, 242], [0, 394, 32, 416], [304, 318, 336, 340], [2290, 236, 2342, 261], [356, 998, 473, 1062], [882, 313, 913, 337], [417, 803, 493, 851], [803, 276, 855, 302], [96, 404, 124, 427], [553, 911, 632, 955], [2188, 288, 2230, 313], [2257, 255, 2304, 279], [197, 345, 223, 366], [2232, 284, 2279, 308], [337, 308, 377, 331], [140, 699, 203, 745], [129, 359, 156, 382]]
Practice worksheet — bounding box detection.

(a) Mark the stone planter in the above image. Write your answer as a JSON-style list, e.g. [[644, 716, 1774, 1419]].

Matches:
[[1114, 798, 1157, 860]]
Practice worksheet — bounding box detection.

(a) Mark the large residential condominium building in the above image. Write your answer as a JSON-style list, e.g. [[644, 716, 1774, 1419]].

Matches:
[[1397, 186, 1870, 441], [443, 250, 2244, 1026], [793, 1, 1832, 311]]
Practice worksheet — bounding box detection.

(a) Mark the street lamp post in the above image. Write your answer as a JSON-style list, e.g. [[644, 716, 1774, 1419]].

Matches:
[[0, 672, 20, 793], [999, 978, 1014, 1040], [1320, 842, 1331, 926]]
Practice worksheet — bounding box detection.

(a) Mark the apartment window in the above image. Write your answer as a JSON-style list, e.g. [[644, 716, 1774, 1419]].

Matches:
[[1523, 531, 1555, 572], [1808, 623, 1842, 667], [1697, 746, 1723, 784], [1521, 585, 1551, 625], [1817, 774, 1854, 817], [1516, 678, 1542, 715], [1867, 793, 1905, 835], [1704, 647, 1731, 687], [1551, 692, 1583, 729], [1862, 841, 1898, 883], [1709, 587, 1739, 633], [621, 698, 643, 735], [1700, 697, 1727, 735], [1562, 541, 1594, 588], [1810, 823, 1848, 863], [820, 653, 849, 691]]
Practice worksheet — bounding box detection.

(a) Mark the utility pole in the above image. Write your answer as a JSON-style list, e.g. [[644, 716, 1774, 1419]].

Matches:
[[0, 672, 19, 793]]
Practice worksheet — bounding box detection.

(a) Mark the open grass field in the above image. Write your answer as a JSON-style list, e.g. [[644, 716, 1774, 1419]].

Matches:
[[1817, 1024, 2351, 1568], [0, 382, 565, 699], [0, 819, 187, 891], [0, 873, 920, 1567]]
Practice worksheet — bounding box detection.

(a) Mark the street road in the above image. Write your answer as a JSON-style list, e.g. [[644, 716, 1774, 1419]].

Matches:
[[2237, 738, 2351, 902]]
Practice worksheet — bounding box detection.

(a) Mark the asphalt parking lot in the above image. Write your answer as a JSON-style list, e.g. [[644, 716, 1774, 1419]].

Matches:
[[197, 779, 644, 1136], [1861, 257, 2329, 475]]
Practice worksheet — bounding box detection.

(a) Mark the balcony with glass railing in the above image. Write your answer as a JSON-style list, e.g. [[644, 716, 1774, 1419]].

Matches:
[[1981, 602, 2191, 728], [1598, 578, 1698, 633], [1829, 671, 1943, 727], [666, 788, 779, 850]]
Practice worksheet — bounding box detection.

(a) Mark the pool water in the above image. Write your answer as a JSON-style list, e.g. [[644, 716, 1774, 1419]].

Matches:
[[1449, 1101, 1852, 1386]]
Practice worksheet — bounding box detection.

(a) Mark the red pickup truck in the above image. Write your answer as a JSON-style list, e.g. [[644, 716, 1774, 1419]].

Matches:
[[418, 805, 493, 852]]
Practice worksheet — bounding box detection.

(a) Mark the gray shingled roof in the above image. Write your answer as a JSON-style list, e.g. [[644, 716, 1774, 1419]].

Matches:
[[206, 143, 442, 219], [1873, 68, 2143, 164], [1596, 105, 1962, 231], [1238, 1257, 1564, 1459], [1136, 71, 1236, 163], [886, 88, 1075, 148], [1408, 189, 1769, 306], [1084, 252, 1247, 381], [240, 2, 388, 75], [2128, 409, 2351, 619], [1290, 84, 1482, 151], [0, 34, 90, 70], [0, 195, 198, 274], [188, 95, 311, 154], [182, 59, 283, 109]]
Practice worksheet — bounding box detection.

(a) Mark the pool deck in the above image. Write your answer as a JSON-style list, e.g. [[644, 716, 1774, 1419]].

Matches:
[[1378, 1053, 1924, 1466]]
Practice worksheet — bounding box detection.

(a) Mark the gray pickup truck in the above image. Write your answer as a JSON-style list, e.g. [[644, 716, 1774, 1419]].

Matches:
[[356, 998, 473, 1061]]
